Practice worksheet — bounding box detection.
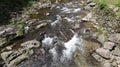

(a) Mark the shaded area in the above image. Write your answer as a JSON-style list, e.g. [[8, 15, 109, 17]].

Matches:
[[0, 0, 37, 25]]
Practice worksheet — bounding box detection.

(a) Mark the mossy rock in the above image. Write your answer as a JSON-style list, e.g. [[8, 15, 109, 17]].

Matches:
[[17, 22, 25, 37]]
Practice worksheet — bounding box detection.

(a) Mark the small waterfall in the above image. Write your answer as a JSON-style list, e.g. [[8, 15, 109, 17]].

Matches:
[[42, 33, 84, 67]]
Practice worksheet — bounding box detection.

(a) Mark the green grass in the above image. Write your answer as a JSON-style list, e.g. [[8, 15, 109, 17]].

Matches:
[[93, 0, 118, 5], [116, 0, 120, 7]]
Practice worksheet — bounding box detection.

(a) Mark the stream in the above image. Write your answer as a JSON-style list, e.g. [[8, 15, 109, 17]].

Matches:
[[2, 0, 102, 67]]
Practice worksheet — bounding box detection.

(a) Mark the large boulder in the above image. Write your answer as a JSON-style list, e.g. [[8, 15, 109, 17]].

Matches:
[[96, 48, 110, 59], [111, 47, 120, 56], [103, 42, 115, 50], [0, 27, 17, 47], [21, 40, 40, 49], [108, 33, 120, 44]]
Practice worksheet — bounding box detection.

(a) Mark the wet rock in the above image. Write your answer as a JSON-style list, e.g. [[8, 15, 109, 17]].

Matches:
[[92, 53, 104, 61], [82, 12, 93, 22], [96, 48, 110, 59], [111, 47, 120, 56], [8, 52, 29, 67], [0, 27, 15, 37], [36, 23, 48, 29], [21, 40, 40, 49], [73, 23, 80, 29], [24, 26, 30, 34], [6, 46, 12, 50], [1, 40, 40, 67], [108, 33, 120, 44], [1, 50, 30, 67], [103, 42, 115, 50], [1, 51, 13, 61]]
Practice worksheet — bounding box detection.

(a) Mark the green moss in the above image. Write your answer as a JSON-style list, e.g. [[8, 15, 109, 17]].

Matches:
[[96, 24, 103, 38], [116, 10, 120, 17], [17, 22, 25, 37], [93, 0, 117, 5]]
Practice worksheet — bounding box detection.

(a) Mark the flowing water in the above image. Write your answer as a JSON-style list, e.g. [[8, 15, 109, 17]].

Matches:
[[15, 0, 102, 67]]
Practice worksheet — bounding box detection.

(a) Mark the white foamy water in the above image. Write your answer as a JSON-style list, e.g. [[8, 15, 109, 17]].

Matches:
[[49, 47, 58, 61], [42, 36, 54, 46], [48, 33, 84, 63], [61, 34, 83, 60]]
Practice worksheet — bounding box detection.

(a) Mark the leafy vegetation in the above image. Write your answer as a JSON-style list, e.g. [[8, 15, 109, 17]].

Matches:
[[116, 0, 120, 7], [93, 0, 114, 15]]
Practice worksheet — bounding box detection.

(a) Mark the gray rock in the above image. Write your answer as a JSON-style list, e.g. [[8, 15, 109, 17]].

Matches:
[[84, 5, 91, 10], [104, 42, 115, 50], [103, 61, 111, 67], [1, 49, 30, 67], [1, 40, 40, 67], [0, 27, 16, 37], [21, 40, 40, 49], [112, 47, 120, 56], [108, 33, 120, 44], [36, 23, 48, 29], [96, 48, 110, 59], [87, 0, 92, 4], [1, 51, 13, 61], [113, 7, 119, 12], [108, 5, 115, 9], [92, 53, 104, 61], [88, 2, 96, 7], [82, 12, 93, 22]]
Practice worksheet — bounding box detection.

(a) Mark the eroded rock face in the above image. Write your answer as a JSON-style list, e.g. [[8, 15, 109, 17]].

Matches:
[[0, 26, 17, 47], [112, 47, 120, 56], [103, 42, 115, 50], [82, 12, 93, 22], [96, 48, 110, 59], [1, 40, 40, 67], [93, 34, 120, 67], [108, 33, 120, 44], [21, 40, 40, 49]]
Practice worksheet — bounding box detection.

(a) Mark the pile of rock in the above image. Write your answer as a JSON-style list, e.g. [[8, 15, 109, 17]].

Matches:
[[0, 26, 17, 47], [1, 40, 40, 67], [92, 33, 120, 67]]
